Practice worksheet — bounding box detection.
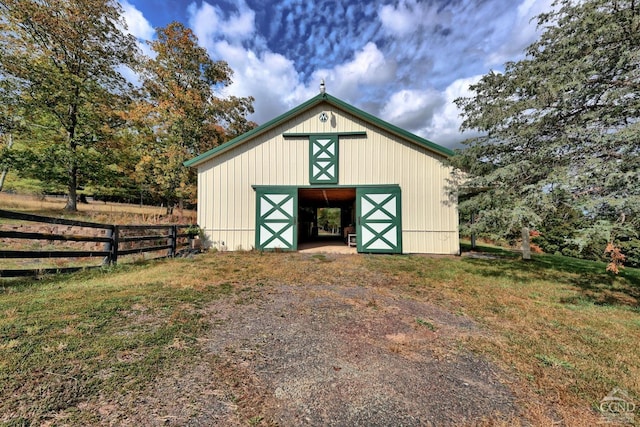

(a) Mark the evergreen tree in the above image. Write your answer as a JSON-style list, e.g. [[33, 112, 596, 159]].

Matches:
[[452, 0, 639, 268]]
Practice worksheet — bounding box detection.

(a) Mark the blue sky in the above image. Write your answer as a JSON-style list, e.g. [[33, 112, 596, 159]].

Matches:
[[122, 0, 555, 148]]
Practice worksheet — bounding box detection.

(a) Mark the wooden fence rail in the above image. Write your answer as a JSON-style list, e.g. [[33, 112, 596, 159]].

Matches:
[[0, 209, 196, 278]]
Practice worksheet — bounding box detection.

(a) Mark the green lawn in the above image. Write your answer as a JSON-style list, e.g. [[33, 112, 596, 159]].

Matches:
[[1, 249, 638, 426], [368, 251, 639, 423]]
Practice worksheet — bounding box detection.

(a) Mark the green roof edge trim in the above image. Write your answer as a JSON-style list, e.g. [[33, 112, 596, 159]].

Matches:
[[184, 93, 454, 167], [323, 94, 454, 157], [184, 94, 324, 167]]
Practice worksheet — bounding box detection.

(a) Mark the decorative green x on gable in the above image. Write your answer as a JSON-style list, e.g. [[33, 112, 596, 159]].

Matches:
[[309, 135, 338, 184]]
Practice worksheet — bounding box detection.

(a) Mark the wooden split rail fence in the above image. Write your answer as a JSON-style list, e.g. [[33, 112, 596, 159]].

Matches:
[[0, 209, 196, 278]]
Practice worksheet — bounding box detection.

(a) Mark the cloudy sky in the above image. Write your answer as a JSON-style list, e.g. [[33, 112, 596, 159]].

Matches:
[[122, 0, 555, 149]]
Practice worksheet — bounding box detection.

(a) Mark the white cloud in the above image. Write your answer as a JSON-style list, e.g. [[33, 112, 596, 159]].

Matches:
[[486, 0, 556, 66], [425, 75, 485, 148], [188, 1, 255, 44], [118, 1, 155, 85], [180, 0, 550, 148], [188, 2, 220, 41], [120, 0, 155, 41], [311, 42, 397, 102], [189, 1, 400, 125], [189, 2, 307, 124], [212, 40, 307, 117], [355, 76, 484, 149], [379, 0, 447, 36], [336, 42, 396, 86], [381, 88, 444, 131], [379, 0, 420, 36], [224, 5, 255, 40]]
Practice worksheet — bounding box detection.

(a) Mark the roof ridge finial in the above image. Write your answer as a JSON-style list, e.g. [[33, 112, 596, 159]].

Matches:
[[319, 79, 326, 95]]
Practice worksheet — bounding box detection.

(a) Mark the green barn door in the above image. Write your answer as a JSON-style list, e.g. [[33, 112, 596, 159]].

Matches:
[[357, 187, 402, 254], [255, 187, 297, 251], [309, 135, 338, 184]]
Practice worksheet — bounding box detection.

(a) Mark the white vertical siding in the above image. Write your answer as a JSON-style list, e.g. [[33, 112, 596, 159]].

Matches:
[[339, 128, 458, 254], [197, 102, 458, 254]]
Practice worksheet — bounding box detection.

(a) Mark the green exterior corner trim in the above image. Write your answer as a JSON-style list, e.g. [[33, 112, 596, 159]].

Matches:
[[184, 93, 454, 168]]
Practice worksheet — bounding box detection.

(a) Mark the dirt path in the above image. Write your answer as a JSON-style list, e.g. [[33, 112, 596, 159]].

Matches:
[[101, 255, 522, 426]]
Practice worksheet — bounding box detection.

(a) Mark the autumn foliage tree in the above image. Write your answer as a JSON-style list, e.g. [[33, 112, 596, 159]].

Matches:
[[135, 22, 256, 212], [452, 0, 640, 268], [0, 0, 139, 211], [0, 78, 24, 191]]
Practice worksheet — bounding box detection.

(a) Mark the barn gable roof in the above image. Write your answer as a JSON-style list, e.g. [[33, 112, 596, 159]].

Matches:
[[184, 92, 454, 167]]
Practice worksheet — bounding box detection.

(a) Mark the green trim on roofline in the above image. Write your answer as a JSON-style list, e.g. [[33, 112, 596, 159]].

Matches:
[[184, 93, 454, 167], [325, 94, 455, 157], [184, 94, 325, 167]]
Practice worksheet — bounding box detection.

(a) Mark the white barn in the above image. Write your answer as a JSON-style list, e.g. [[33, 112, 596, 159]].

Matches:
[[185, 92, 459, 254]]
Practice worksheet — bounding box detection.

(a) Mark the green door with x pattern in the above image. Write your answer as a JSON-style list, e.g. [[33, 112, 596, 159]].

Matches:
[[356, 186, 402, 254], [309, 135, 338, 184], [255, 187, 297, 251]]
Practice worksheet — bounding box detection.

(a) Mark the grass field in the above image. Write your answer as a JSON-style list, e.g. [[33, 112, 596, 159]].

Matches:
[[0, 192, 196, 224], [369, 251, 640, 424], [0, 193, 197, 272], [1, 248, 638, 425]]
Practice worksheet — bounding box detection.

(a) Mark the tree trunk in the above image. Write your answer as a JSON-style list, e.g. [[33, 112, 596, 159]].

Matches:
[[0, 168, 8, 192], [64, 138, 78, 211], [65, 159, 78, 211], [0, 133, 12, 192], [64, 93, 79, 212], [522, 227, 531, 260]]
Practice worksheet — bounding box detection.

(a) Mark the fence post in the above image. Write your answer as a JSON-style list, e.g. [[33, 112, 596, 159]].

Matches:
[[111, 225, 120, 265], [170, 225, 177, 258], [103, 228, 113, 266], [470, 212, 477, 250]]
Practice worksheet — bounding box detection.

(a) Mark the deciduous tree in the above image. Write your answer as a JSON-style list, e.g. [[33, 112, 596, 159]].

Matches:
[[0, 79, 24, 192], [0, 0, 139, 210], [135, 22, 256, 212]]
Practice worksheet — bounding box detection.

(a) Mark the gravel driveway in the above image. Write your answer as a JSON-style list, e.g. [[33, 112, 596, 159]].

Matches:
[[101, 254, 522, 426]]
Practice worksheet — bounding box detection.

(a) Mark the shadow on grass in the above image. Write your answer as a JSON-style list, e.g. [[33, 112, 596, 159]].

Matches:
[[0, 262, 150, 292], [461, 244, 640, 308], [0, 270, 86, 291], [460, 242, 520, 258]]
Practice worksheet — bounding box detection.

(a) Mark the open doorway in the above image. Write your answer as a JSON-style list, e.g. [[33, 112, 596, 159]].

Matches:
[[298, 187, 356, 252], [317, 207, 341, 236]]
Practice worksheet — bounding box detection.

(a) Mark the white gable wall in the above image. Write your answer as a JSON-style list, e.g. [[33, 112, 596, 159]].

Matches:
[[197, 103, 458, 254]]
